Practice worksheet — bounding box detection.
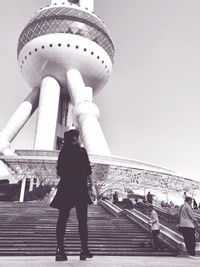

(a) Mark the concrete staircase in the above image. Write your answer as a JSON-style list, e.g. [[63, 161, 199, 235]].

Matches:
[[0, 202, 177, 256]]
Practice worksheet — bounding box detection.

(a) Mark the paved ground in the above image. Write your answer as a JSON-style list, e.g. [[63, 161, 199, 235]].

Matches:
[[0, 256, 200, 267]]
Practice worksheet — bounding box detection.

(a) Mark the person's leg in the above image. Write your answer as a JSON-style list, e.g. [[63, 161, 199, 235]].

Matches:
[[182, 227, 195, 256], [56, 208, 70, 250], [75, 202, 88, 251], [75, 202, 93, 260], [181, 227, 189, 254], [186, 228, 196, 256], [152, 230, 160, 251]]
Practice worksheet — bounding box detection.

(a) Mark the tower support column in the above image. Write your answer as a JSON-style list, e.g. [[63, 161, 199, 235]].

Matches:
[[34, 77, 60, 150], [0, 88, 39, 154], [66, 69, 110, 155]]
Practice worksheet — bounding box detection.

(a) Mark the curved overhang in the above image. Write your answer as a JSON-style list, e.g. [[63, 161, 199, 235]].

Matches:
[[1, 150, 200, 199]]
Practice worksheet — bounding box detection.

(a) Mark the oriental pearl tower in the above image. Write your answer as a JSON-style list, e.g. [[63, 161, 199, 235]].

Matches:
[[0, 0, 114, 156]]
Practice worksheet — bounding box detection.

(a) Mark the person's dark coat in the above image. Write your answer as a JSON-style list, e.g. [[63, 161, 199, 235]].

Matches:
[[147, 192, 153, 204], [50, 143, 92, 209]]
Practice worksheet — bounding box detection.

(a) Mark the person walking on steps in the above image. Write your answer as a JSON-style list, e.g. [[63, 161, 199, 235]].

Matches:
[[148, 205, 163, 251], [50, 129, 96, 261]]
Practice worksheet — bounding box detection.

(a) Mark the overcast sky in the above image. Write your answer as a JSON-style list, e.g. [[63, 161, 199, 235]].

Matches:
[[0, 0, 200, 181]]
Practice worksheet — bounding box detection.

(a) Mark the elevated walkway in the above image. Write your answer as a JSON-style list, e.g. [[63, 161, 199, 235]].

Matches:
[[0, 201, 176, 256]]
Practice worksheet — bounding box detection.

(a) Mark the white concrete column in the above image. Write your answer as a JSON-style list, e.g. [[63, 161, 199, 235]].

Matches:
[[74, 101, 110, 154], [67, 69, 86, 103], [36, 178, 40, 188], [19, 178, 26, 202], [84, 86, 93, 102], [166, 188, 169, 203], [0, 88, 40, 154], [29, 178, 34, 192], [66, 69, 110, 155], [34, 77, 60, 150]]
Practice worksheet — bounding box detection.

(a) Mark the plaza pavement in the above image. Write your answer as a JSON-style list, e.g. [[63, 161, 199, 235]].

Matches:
[[0, 256, 200, 267]]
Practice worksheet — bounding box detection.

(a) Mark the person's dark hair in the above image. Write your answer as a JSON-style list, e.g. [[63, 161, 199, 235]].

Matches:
[[64, 129, 79, 145], [185, 196, 192, 202]]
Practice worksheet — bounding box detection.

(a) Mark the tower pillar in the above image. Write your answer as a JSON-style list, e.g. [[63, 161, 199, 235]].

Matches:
[[66, 69, 110, 155], [0, 88, 39, 154], [34, 77, 60, 150]]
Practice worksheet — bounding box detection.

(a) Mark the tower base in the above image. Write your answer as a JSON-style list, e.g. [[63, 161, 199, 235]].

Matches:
[[1, 149, 199, 202]]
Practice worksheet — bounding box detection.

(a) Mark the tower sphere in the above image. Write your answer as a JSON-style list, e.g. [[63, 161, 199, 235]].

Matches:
[[17, 2, 115, 92]]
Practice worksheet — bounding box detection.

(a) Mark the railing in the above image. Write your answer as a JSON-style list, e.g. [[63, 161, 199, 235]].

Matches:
[[99, 199, 123, 217], [99, 200, 184, 254], [135, 202, 179, 223], [115, 200, 200, 243]]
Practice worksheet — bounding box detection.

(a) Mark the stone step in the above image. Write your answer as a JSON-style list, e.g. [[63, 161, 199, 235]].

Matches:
[[0, 202, 177, 256]]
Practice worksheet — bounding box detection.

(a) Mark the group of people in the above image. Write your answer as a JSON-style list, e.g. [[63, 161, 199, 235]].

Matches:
[[50, 129, 199, 261], [148, 195, 199, 259], [183, 192, 200, 209]]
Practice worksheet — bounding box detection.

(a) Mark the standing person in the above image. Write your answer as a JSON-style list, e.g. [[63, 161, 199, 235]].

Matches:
[[113, 191, 118, 204], [50, 129, 96, 261], [148, 205, 163, 251], [179, 196, 198, 258], [193, 198, 198, 209], [147, 191, 153, 204], [183, 191, 187, 202]]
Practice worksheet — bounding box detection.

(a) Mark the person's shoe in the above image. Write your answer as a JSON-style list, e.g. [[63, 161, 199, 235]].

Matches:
[[188, 255, 198, 259], [55, 247, 68, 261], [80, 249, 93, 260]]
